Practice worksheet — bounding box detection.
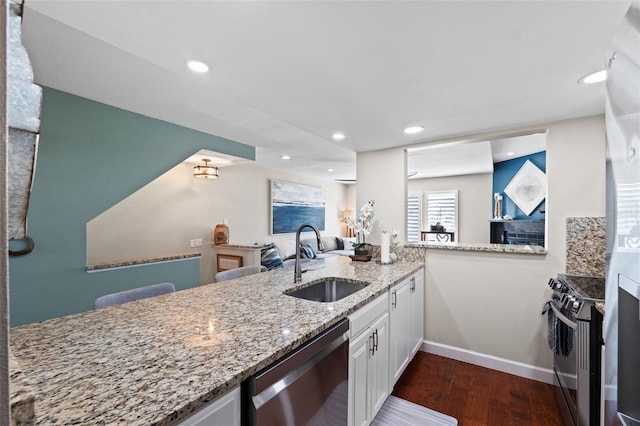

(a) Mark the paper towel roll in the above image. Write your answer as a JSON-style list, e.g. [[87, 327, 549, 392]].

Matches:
[[381, 232, 390, 263]]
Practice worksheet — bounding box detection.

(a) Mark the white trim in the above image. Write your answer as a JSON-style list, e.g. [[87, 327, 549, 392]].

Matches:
[[421, 340, 554, 384], [603, 385, 617, 402]]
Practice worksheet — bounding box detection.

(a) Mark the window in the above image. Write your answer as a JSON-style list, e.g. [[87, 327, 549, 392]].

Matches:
[[425, 191, 458, 242], [407, 192, 422, 243]]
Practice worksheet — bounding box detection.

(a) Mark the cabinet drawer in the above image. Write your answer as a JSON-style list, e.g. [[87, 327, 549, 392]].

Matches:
[[349, 292, 389, 338], [178, 386, 240, 426]]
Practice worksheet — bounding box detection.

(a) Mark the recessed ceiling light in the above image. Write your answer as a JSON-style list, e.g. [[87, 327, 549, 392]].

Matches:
[[404, 126, 424, 135], [281, 155, 291, 160], [578, 70, 607, 84], [506, 152, 516, 156], [327, 168, 334, 172], [186, 59, 209, 73], [332, 132, 345, 141]]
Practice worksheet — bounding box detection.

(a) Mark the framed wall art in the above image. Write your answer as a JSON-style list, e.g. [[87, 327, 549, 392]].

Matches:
[[504, 160, 547, 216], [270, 180, 325, 234], [217, 254, 243, 272]]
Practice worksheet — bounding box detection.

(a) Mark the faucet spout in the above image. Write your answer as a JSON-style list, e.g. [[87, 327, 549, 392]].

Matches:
[[294, 223, 323, 283]]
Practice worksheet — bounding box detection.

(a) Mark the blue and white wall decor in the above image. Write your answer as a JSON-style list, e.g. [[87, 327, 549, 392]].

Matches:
[[270, 180, 325, 234], [504, 160, 547, 216]]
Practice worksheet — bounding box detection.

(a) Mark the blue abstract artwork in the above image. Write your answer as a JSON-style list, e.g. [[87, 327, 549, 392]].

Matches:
[[271, 180, 325, 234]]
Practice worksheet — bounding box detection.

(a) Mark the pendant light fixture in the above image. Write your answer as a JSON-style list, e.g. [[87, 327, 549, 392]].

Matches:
[[193, 159, 219, 179]]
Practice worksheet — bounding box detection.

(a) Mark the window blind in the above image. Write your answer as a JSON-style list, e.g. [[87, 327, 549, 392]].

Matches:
[[407, 193, 421, 243]]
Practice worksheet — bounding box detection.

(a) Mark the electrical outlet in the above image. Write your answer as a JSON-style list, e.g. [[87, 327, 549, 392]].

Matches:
[[189, 239, 203, 248]]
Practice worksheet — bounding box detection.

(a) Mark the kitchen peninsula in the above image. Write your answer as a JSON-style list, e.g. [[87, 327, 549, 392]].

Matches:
[[10, 256, 423, 425], [407, 241, 547, 255]]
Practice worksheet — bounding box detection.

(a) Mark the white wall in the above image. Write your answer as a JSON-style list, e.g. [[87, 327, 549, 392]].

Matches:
[[356, 148, 407, 244], [87, 163, 350, 284], [408, 173, 493, 244], [357, 115, 606, 370]]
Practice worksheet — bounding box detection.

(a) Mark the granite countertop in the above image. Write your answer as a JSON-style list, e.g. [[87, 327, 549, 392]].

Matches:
[[558, 273, 605, 301], [558, 273, 606, 315], [11, 256, 423, 425], [211, 243, 265, 249], [406, 241, 547, 255], [9, 350, 35, 425], [86, 251, 202, 272]]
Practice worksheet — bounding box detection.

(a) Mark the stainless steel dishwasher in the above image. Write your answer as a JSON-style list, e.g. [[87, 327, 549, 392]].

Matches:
[[242, 318, 350, 426]]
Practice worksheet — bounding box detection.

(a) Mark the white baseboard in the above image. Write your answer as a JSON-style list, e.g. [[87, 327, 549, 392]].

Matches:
[[420, 340, 554, 384], [604, 385, 617, 402]]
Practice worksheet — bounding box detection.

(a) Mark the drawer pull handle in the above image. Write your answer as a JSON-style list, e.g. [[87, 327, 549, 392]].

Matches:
[[369, 334, 376, 356], [373, 329, 379, 352]]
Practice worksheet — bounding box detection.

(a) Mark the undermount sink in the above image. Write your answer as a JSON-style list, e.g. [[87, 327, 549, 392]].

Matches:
[[284, 278, 370, 302]]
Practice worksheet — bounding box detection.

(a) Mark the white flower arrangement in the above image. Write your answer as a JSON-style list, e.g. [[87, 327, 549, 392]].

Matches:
[[354, 200, 375, 246]]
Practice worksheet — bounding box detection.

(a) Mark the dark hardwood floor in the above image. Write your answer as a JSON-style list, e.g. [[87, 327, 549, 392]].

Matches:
[[392, 352, 564, 426]]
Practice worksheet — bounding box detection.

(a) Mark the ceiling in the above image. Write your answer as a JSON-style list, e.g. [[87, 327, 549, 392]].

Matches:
[[21, 1, 630, 182]]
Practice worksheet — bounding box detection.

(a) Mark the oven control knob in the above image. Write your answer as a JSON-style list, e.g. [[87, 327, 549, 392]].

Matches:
[[572, 300, 581, 312], [564, 296, 576, 309], [548, 279, 562, 290]]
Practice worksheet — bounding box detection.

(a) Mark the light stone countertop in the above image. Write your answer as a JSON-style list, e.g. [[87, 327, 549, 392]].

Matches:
[[9, 350, 35, 425], [406, 241, 547, 255], [211, 243, 265, 249], [86, 251, 202, 272], [10, 256, 423, 425]]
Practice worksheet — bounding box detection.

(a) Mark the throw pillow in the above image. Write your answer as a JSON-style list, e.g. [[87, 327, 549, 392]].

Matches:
[[260, 243, 283, 270], [300, 244, 317, 259], [335, 237, 345, 250]]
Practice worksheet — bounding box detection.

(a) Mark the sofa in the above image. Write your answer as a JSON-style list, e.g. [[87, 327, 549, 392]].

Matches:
[[261, 236, 355, 270]]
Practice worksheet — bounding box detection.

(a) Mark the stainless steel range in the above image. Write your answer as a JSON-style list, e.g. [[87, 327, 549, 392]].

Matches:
[[544, 274, 605, 426]]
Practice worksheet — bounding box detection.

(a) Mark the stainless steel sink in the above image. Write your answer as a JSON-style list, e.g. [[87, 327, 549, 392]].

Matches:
[[284, 278, 370, 302]]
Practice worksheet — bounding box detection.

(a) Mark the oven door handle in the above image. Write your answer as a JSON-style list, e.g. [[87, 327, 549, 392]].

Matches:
[[549, 301, 577, 330]]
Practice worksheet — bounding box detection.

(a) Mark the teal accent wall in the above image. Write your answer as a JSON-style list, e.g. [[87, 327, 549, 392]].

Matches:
[[9, 88, 255, 326]]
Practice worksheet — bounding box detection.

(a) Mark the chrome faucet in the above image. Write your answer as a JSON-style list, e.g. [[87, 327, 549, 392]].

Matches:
[[294, 223, 323, 283]]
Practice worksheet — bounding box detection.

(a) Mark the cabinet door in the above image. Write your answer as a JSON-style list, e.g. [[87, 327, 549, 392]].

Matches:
[[369, 312, 390, 419], [349, 329, 372, 426], [177, 386, 240, 426], [410, 272, 425, 357], [389, 278, 411, 386]]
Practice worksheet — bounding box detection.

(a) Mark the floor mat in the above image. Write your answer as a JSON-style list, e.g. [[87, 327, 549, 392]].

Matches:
[[371, 395, 458, 426]]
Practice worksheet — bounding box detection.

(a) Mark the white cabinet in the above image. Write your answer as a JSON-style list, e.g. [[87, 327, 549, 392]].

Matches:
[[347, 268, 424, 426], [348, 293, 390, 426], [409, 271, 425, 357], [177, 386, 240, 426], [349, 329, 370, 426], [369, 312, 389, 417], [389, 270, 425, 390], [389, 277, 411, 385]]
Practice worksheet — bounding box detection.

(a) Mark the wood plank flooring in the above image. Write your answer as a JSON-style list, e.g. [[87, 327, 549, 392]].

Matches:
[[392, 352, 564, 426]]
